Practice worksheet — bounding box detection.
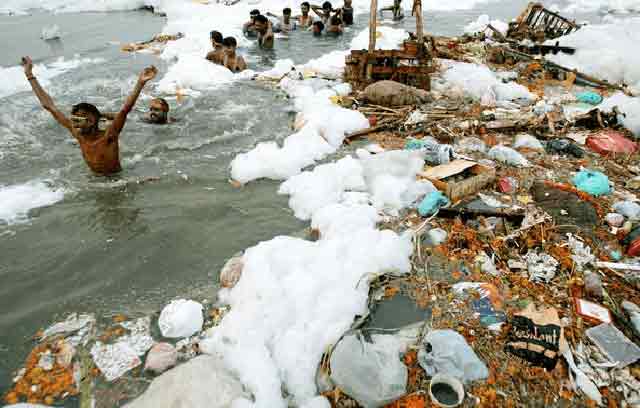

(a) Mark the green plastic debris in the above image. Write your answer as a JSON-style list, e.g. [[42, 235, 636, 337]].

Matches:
[[418, 191, 449, 217], [573, 169, 611, 196], [576, 91, 603, 105]]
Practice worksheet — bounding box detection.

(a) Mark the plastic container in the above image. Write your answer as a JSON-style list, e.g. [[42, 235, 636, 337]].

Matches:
[[429, 374, 465, 408]]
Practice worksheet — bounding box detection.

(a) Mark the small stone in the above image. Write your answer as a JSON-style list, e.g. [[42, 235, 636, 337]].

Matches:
[[220, 256, 243, 289], [145, 343, 178, 374]]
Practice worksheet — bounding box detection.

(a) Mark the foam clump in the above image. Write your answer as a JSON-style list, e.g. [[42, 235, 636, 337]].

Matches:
[[437, 60, 536, 103], [464, 14, 508, 37], [0, 181, 64, 225], [546, 17, 640, 93]]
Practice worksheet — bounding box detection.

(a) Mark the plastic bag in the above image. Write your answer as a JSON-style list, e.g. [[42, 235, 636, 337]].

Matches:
[[418, 329, 488, 384], [418, 191, 449, 217], [612, 201, 640, 220], [488, 145, 530, 167], [330, 333, 408, 408], [513, 134, 543, 150], [572, 170, 611, 197], [158, 299, 204, 338]]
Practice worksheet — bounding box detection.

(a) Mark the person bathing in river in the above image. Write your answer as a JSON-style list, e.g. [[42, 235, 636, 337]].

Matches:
[[268, 8, 297, 33], [311, 1, 333, 24], [311, 20, 325, 36], [380, 0, 404, 20], [22, 56, 157, 176], [295, 2, 314, 28], [205, 30, 224, 63], [222, 37, 247, 72], [326, 14, 343, 35], [253, 15, 274, 49], [242, 9, 260, 37], [341, 0, 354, 25]]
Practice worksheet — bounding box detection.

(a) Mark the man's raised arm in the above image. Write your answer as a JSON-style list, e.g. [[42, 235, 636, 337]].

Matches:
[[22, 56, 72, 131], [109, 66, 157, 138]]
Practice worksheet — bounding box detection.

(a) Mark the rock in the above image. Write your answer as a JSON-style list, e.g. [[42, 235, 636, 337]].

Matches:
[[330, 332, 407, 408], [158, 299, 204, 338], [124, 355, 248, 408], [144, 343, 178, 374], [361, 80, 431, 107], [220, 256, 243, 289]]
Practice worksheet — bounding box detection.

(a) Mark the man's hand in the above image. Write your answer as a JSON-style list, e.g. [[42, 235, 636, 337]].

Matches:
[[138, 66, 158, 83], [22, 56, 34, 77]]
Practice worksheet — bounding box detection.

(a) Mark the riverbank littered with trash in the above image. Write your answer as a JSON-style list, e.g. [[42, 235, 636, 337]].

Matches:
[[4, 2, 640, 408]]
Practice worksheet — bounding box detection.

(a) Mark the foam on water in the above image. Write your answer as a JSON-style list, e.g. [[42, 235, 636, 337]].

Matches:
[[0, 56, 104, 99], [0, 180, 64, 225]]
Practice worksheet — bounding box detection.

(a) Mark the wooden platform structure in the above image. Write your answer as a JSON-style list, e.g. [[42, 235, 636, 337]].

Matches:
[[344, 0, 434, 90], [506, 2, 579, 42]]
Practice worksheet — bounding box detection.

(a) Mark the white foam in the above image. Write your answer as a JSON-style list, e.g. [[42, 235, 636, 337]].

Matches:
[[0, 57, 104, 100], [563, 0, 640, 13], [545, 17, 640, 94], [435, 60, 536, 102], [464, 14, 508, 37], [0, 181, 64, 225], [601, 92, 640, 137]]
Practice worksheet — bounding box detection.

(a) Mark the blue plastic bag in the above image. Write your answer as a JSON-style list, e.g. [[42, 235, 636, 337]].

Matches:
[[573, 170, 611, 196], [576, 91, 603, 105], [418, 191, 449, 217]]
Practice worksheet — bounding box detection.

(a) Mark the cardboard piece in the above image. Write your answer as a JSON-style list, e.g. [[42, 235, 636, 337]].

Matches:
[[575, 298, 612, 324], [420, 160, 496, 202]]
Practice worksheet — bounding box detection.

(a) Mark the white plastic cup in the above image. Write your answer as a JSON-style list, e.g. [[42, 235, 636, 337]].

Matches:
[[429, 373, 465, 408]]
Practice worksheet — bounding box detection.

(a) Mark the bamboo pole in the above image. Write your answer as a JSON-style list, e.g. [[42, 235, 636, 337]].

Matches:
[[369, 0, 377, 52]]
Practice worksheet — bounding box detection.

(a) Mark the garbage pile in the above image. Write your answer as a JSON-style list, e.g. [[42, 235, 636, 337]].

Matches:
[[317, 3, 640, 408]]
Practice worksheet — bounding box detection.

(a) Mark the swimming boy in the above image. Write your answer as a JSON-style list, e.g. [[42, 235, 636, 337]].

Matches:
[[311, 1, 333, 24], [22, 56, 157, 176], [326, 15, 343, 35], [222, 37, 247, 72], [311, 20, 325, 36], [296, 2, 314, 28], [380, 0, 404, 20], [341, 0, 354, 25], [206, 30, 224, 63], [254, 15, 274, 49], [243, 9, 261, 37], [268, 8, 297, 33]]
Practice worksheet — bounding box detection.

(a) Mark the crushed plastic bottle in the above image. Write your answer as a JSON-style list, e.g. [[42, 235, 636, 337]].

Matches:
[[404, 137, 454, 165]]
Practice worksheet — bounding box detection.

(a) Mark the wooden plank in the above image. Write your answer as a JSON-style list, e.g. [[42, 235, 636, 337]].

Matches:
[[369, 0, 377, 52], [420, 159, 477, 180]]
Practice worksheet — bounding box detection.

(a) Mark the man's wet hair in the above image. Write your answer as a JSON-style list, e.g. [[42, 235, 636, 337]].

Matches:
[[313, 20, 325, 30], [223, 36, 237, 47], [250, 9, 260, 16], [322, 1, 332, 10], [301, 1, 310, 7], [283, 7, 292, 15], [152, 98, 170, 112], [72, 103, 101, 120], [330, 15, 342, 25], [210, 30, 223, 43], [254, 14, 268, 24]]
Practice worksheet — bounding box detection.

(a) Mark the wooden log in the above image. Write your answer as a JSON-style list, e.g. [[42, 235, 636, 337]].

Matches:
[[369, 0, 377, 52], [414, 0, 423, 45]]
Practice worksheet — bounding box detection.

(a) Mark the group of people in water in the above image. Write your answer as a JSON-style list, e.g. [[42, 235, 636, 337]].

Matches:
[[20, 0, 405, 177]]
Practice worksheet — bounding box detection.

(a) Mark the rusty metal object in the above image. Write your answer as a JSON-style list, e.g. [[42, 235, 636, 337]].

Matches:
[[507, 2, 578, 42]]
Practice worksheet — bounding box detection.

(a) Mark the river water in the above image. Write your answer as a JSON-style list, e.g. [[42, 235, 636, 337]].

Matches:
[[0, 0, 602, 398]]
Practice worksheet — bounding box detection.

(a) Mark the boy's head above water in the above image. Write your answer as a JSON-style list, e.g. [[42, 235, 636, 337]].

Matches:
[[71, 103, 100, 134]]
